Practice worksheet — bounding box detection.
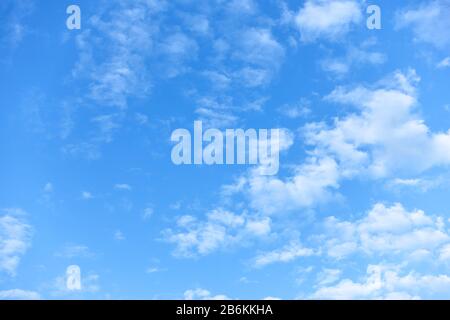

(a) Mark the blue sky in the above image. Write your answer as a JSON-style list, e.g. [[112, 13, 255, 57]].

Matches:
[[1, 0, 450, 300]]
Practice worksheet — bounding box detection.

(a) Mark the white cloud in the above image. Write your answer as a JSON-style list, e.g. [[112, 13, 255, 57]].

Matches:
[[65, 1, 169, 158], [55, 244, 94, 259], [309, 69, 450, 178], [245, 157, 340, 214], [0, 209, 32, 276], [202, 71, 231, 90], [235, 28, 285, 69], [316, 268, 342, 286], [163, 209, 272, 257], [312, 265, 391, 299], [182, 14, 210, 36], [235, 67, 271, 88], [160, 32, 198, 77], [143, 207, 154, 220], [322, 203, 449, 259], [194, 96, 238, 128], [253, 241, 315, 268], [184, 288, 230, 300], [387, 178, 440, 192], [91, 114, 121, 144], [135, 113, 149, 125], [146, 266, 162, 274], [222, 70, 450, 214], [0, 289, 40, 300], [114, 230, 126, 241], [43, 182, 53, 193], [114, 184, 132, 191], [312, 264, 450, 299], [263, 296, 281, 300], [277, 99, 311, 119], [321, 45, 386, 77], [62, 142, 101, 160], [73, 0, 163, 108], [294, 0, 362, 42], [81, 191, 93, 200], [0, 0, 34, 50], [437, 57, 450, 68], [396, 0, 450, 48], [227, 0, 257, 15], [438, 244, 450, 262]]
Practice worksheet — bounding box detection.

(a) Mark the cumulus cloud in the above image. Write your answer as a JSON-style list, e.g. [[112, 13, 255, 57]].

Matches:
[[309, 69, 450, 178], [162, 209, 272, 257], [225, 69, 450, 214], [246, 157, 340, 214], [321, 203, 448, 260], [294, 0, 363, 42], [312, 264, 450, 299]]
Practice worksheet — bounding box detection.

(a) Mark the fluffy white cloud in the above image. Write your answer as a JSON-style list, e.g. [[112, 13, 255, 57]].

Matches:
[[294, 0, 362, 41], [163, 209, 272, 257], [0, 209, 32, 276], [225, 69, 450, 214], [322, 203, 449, 259], [312, 264, 450, 299], [246, 157, 340, 214], [396, 0, 450, 48], [307, 69, 450, 178]]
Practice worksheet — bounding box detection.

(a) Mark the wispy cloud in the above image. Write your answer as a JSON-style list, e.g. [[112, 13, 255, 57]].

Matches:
[[0, 209, 32, 276], [396, 0, 450, 48]]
